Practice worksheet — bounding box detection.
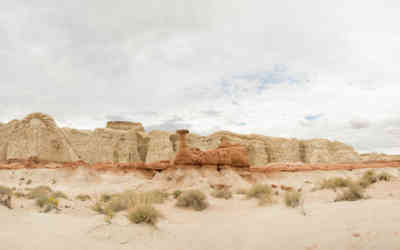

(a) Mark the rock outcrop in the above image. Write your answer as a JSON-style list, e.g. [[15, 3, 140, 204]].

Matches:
[[3, 113, 79, 162], [0, 113, 366, 165], [106, 121, 144, 132], [174, 130, 249, 167]]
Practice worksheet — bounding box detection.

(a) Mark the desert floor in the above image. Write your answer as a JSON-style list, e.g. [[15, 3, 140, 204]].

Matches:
[[1, 167, 400, 250]]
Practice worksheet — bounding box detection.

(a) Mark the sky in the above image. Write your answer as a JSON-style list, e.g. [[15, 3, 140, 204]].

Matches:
[[1, 0, 400, 154]]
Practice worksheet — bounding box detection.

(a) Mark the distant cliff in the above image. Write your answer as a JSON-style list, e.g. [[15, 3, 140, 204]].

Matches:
[[0, 113, 362, 165]]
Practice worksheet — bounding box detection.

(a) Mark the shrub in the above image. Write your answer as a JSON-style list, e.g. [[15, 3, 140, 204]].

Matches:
[[36, 195, 59, 212], [377, 172, 393, 182], [26, 186, 52, 199], [100, 193, 113, 203], [0, 185, 12, 196], [246, 184, 274, 205], [52, 191, 68, 200], [176, 190, 209, 211], [92, 201, 105, 214], [334, 183, 365, 202], [93, 190, 169, 216], [236, 188, 248, 195], [211, 189, 233, 200], [75, 194, 91, 201], [358, 170, 378, 188], [172, 190, 183, 199], [319, 177, 352, 190], [127, 205, 162, 225], [284, 190, 302, 208]]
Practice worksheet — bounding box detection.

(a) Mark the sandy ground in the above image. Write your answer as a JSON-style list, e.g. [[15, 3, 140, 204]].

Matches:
[[1, 167, 400, 250]]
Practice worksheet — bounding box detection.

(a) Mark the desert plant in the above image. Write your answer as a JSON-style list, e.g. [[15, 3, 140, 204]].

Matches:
[[377, 172, 393, 182], [284, 190, 302, 208], [319, 177, 352, 190], [211, 189, 233, 200], [52, 191, 68, 200], [75, 194, 91, 201], [100, 193, 113, 203], [26, 186, 52, 199], [92, 201, 105, 214], [36, 195, 59, 212], [176, 190, 209, 211], [127, 204, 163, 225], [236, 188, 248, 195], [172, 190, 183, 199], [246, 184, 274, 205], [334, 183, 365, 202], [358, 170, 378, 188], [26, 179, 32, 185], [0, 185, 12, 195]]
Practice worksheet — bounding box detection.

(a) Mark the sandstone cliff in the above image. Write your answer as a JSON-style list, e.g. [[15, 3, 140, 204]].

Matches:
[[0, 113, 363, 165]]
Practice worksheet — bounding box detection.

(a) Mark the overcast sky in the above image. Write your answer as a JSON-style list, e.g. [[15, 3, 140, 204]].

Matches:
[[1, 0, 400, 153]]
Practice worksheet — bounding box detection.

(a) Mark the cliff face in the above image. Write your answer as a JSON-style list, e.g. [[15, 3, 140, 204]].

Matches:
[[0, 113, 362, 165]]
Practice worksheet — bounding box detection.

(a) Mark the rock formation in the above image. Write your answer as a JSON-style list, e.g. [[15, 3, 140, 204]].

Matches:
[[174, 130, 250, 167], [106, 121, 144, 132], [0, 113, 365, 165]]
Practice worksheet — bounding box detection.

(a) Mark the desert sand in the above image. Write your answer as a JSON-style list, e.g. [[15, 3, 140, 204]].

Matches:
[[1, 167, 400, 250]]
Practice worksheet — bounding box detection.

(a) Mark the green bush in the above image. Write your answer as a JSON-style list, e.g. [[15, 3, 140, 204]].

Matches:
[[127, 205, 163, 225], [284, 190, 302, 208], [36, 195, 59, 212], [176, 190, 209, 211]]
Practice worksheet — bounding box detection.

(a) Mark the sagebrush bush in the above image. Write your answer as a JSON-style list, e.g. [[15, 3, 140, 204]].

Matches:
[[127, 205, 162, 225], [26, 186, 52, 199], [211, 189, 233, 200], [334, 183, 365, 202], [75, 194, 91, 201], [246, 184, 274, 205], [377, 172, 393, 181], [176, 190, 209, 211], [236, 188, 248, 195], [284, 190, 302, 208], [36, 195, 59, 212], [0, 185, 12, 195], [358, 170, 378, 188], [93, 190, 169, 217], [319, 177, 352, 190]]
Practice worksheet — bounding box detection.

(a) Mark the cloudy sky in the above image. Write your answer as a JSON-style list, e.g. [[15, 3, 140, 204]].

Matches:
[[1, 0, 400, 153]]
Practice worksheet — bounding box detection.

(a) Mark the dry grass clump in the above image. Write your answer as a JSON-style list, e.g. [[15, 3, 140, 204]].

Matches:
[[319, 177, 352, 190], [334, 183, 365, 202], [236, 188, 248, 195], [127, 205, 163, 226], [211, 188, 233, 200], [36, 196, 59, 212], [26, 186, 53, 199], [25, 186, 67, 212], [0, 185, 12, 196], [75, 194, 91, 201], [0, 185, 13, 209], [246, 184, 274, 205], [92, 190, 168, 216], [284, 190, 302, 208], [176, 190, 209, 211], [358, 170, 393, 188]]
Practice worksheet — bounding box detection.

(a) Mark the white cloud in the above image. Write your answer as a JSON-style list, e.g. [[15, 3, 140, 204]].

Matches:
[[1, 0, 400, 154]]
